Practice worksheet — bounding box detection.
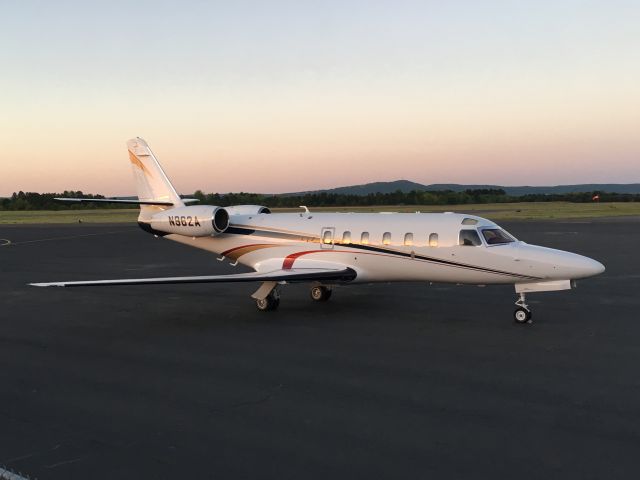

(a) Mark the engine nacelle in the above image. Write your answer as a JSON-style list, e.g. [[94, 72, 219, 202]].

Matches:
[[150, 205, 229, 237], [224, 205, 271, 215]]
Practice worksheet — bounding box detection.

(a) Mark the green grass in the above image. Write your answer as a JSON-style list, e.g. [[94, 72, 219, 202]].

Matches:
[[1, 202, 639, 224], [0, 209, 139, 224], [275, 202, 640, 220]]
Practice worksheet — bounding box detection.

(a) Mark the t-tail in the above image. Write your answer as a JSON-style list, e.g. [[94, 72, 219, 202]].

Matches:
[[127, 137, 185, 216], [54, 137, 196, 223], [126, 137, 184, 222], [55, 138, 226, 237]]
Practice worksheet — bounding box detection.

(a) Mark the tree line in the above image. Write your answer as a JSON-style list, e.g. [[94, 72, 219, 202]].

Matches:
[[0, 191, 130, 210], [2, 188, 638, 211], [190, 189, 639, 207]]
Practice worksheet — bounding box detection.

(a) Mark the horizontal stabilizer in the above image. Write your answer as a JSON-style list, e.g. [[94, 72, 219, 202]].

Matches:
[[54, 197, 174, 206], [30, 267, 357, 288]]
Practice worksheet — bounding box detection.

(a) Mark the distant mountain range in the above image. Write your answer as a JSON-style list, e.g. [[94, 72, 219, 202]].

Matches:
[[285, 180, 640, 196], [9, 180, 637, 200]]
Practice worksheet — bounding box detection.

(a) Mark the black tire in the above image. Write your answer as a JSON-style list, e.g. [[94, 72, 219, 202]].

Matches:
[[514, 307, 531, 324], [310, 286, 332, 302], [256, 291, 280, 311], [271, 297, 280, 310], [256, 297, 270, 311]]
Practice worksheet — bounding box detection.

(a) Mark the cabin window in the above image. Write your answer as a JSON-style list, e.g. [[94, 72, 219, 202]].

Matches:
[[404, 232, 413, 246], [481, 228, 516, 245], [429, 233, 438, 247], [382, 232, 392, 245], [322, 230, 333, 244], [342, 231, 351, 244], [459, 229, 482, 246], [361, 232, 370, 245]]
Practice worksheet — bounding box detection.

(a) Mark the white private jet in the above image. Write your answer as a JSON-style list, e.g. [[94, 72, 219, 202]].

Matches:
[[31, 138, 605, 324]]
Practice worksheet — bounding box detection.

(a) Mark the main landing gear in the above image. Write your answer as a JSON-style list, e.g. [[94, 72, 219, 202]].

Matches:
[[514, 292, 532, 324], [255, 289, 280, 311], [310, 285, 332, 302], [254, 284, 334, 311]]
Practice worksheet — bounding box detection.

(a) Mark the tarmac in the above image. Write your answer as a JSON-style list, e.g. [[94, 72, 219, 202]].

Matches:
[[0, 217, 639, 479]]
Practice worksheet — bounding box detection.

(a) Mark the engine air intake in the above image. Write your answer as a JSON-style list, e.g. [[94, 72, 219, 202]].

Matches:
[[213, 208, 230, 232]]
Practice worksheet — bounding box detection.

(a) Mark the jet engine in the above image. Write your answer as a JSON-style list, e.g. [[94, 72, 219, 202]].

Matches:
[[150, 205, 229, 236], [224, 205, 271, 215]]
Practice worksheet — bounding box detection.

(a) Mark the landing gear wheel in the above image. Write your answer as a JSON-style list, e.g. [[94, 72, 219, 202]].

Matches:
[[310, 286, 332, 302], [513, 291, 532, 324], [256, 290, 280, 311], [514, 307, 532, 324]]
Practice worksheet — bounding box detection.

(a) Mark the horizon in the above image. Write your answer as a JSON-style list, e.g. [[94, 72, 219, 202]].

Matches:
[[4, 178, 640, 199], [2, 1, 639, 197]]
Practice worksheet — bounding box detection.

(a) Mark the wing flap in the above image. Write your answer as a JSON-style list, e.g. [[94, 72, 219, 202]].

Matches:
[[30, 267, 356, 288]]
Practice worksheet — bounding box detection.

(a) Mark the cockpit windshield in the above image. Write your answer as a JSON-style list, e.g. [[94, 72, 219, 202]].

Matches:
[[481, 228, 516, 245]]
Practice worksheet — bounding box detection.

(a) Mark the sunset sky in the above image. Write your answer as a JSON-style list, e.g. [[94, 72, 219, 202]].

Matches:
[[2, 0, 639, 196]]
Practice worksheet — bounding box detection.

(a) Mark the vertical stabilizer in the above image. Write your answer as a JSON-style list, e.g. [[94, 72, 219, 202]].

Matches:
[[126, 138, 184, 220]]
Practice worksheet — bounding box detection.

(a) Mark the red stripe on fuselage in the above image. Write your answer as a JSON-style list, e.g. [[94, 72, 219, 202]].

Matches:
[[281, 249, 386, 269], [221, 243, 274, 256], [282, 250, 325, 269]]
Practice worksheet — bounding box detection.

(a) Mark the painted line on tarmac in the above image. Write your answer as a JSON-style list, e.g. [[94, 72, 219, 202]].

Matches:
[[45, 457, 82, 469], [6, 231, 127, 246]]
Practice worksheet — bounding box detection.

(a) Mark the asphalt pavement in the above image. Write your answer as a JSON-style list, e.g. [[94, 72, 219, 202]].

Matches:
[[0, 217, 639, 479]]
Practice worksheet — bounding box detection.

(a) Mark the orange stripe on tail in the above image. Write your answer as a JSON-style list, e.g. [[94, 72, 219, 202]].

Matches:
[[128, 150, 153, 177]]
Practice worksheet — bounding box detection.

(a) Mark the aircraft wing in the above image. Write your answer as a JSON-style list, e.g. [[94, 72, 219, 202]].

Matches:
[[30, 267, 357, 288]]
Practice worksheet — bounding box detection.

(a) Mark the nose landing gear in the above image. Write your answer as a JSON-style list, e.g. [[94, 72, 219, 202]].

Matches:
[[514, 292, 532, 324]]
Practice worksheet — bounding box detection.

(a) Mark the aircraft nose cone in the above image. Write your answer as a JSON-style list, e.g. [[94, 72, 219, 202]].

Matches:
[[572, 256, 605, 279], [588, 258, 605, 276], [517, 244, 605, 280]]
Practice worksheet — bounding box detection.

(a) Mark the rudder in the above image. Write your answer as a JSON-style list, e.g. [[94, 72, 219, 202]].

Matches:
[[127, 137, 184, 210]]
